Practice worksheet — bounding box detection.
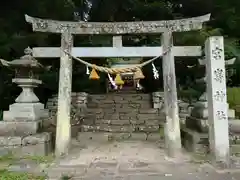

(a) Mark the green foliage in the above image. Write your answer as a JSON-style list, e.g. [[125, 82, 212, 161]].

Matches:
[[0, 169, 45, 180], [0, 0, 239, 105], [227, 87, 240, 118], [227, 87, 240, 108], [178, 88, 202, 103]]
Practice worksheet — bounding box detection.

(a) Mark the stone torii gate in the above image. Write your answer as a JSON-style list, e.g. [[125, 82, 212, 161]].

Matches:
[[25, 14, 210, 157]]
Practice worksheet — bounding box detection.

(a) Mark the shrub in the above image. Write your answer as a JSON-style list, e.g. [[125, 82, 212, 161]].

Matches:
[[0, 110, 2, 120], [227, 87, 240, 108], [178, 88, 202, 103], [227, 87, 240, 118]]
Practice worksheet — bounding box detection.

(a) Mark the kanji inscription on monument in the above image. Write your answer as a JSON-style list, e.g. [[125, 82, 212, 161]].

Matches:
[[205, 36, 230, 166]]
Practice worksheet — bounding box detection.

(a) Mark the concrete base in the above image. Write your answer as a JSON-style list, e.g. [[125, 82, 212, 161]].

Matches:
[[186, 117, 240, 133], [0, 120, 43, 136], [77, 132, 164, 145], [181, 127, 240, 155], [0, 132, 52, 156], [191, 103, 235, 119], [3, 102, 48, 121]]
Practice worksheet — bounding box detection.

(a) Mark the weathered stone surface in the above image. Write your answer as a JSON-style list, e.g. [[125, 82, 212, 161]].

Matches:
[[138, 114, 159, 120], [186, 116, 240, 134], [77, 132, 161, 143], [81, 125, 136, 133], [43, 139, 240, 180], [47, 92, 164, 136], [145, 120, 161, 126], [138, 126, 160, 132], [22, 132, 51, 145], [119, 113, 137, 120], [182, 127, 240, 156], [26, 14, 211, 34], [0, 120, 42, 136], [139, 109, 159, 114], [229, 120, 240, 133], [3, 102, 48, 121], [0, 136, 22, 146], [89, 94, 151, 102], [152, 92, 164, 102], [103, 113, 119, 120], [191, 105, 236, 119], [0, 132, 52, 156]]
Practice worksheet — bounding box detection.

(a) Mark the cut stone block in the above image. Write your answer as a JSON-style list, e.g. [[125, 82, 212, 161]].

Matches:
[[0, 136, 22, 146], [186, 117, 240, 133], [3, 102, 48, 121], [181, 127, 209, 153], [191, 102, 235, 119], [0, 120, 42, 136], [77, 132, 162, 144], [181, 127, 240, 155], [19, 133, 52, 156], [0, 132, 52, 156]]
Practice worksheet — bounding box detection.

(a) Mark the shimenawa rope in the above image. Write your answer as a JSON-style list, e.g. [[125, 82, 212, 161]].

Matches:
[[64, 44, 172, 75]]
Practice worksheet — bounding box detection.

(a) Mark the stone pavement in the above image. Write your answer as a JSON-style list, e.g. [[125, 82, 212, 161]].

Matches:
[[44, 140, 240, 180]]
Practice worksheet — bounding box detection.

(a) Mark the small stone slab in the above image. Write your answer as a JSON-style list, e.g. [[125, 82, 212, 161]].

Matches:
[[0, 136, 22, 146], [0, 120, 42, 136], [182, 127, 240, 156], [77, 132, 162, 144], [0, 132, 52, 157]]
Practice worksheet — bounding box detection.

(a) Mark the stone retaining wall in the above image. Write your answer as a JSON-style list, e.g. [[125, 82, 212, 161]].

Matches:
[[0, 132, 52, 156], [46, 92, 88, 124], [45, 92, 192, 126]]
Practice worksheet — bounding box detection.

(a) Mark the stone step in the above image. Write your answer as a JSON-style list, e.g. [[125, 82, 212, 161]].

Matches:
[[77, 132, 164, 143], [87, 101, 152, 109], [0, 132, 51, 156], [0, 120, 43, 136], [88, 93, 152, 102], [84, 115, 164, 123], [86, 110, 163, 117], [82, 118, 163, 126], [181, 127, 240, 155], [85, 108, 160, 114], [80, 124, 161, 133], [47, 165, 87, 179]]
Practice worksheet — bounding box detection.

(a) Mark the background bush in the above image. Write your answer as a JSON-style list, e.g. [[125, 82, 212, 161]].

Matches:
[[227, 87, 240, 118]]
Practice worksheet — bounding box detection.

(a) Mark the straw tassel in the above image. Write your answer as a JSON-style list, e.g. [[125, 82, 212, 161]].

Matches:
[[114, 74, 124, 85], [152, 62, 159, 79], [89, 65, 100, 80], [107, 73, 118, 89], [86, 65, 90, 75], [134, 68, 145, 80]]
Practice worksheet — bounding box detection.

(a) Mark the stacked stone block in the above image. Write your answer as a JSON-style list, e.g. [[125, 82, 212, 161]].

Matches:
[[0, 80, 51, 156], [46, 92, 88, 137], [46, 92, 88, 119], [182, 100, 240, 155], [77, 93, 165, 142]]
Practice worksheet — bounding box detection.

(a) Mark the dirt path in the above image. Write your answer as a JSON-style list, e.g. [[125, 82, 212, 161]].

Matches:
[[45, 140, 240, 180]]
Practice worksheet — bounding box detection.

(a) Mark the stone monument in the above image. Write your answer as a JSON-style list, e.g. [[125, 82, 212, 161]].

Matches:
[[183, 56, 240, 155], [0, 48, 52, 156]]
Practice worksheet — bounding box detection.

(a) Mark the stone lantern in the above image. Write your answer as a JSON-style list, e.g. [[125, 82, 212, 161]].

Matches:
[[3, 47, 48, 121]]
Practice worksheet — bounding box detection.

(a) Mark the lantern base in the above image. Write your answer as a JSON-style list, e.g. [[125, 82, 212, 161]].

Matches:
[[13, 78, 42, 103], [3, 102, 48, 121]]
